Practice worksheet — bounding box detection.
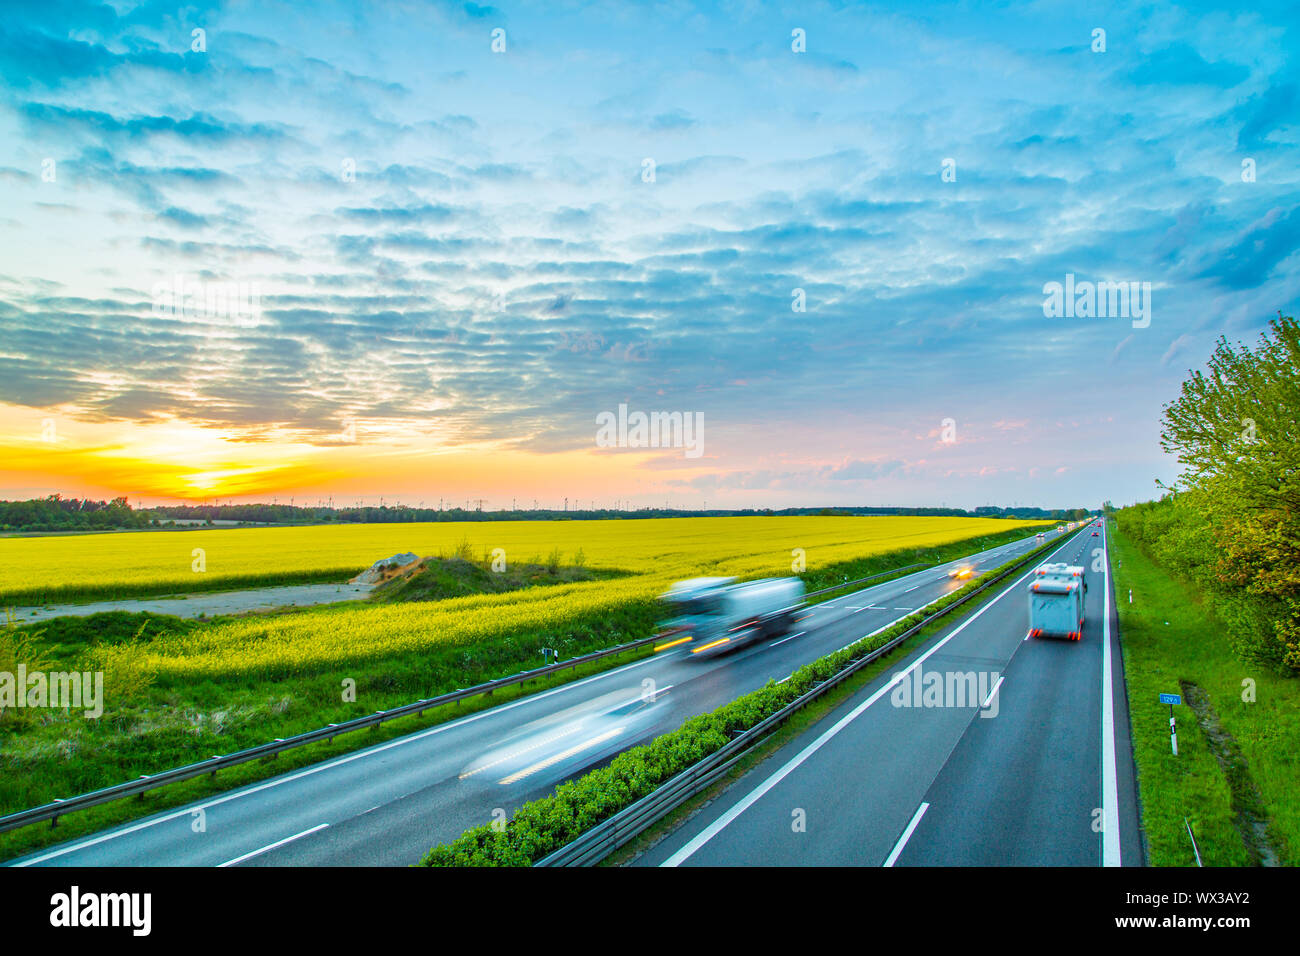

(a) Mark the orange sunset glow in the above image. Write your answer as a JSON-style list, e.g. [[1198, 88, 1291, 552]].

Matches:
[[0, 402, 704, 506]]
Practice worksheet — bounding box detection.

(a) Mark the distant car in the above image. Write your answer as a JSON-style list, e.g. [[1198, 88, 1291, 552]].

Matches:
[[1091, 531, 1099, 536], [1035, 532, 1045, 540], [948, 565, 974, 579]]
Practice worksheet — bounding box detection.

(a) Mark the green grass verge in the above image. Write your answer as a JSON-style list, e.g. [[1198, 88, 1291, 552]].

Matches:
[[1110, 521, 1297, 866]]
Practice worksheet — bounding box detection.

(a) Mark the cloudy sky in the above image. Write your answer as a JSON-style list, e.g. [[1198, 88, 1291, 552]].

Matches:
[[1, 0, 1296, 510]]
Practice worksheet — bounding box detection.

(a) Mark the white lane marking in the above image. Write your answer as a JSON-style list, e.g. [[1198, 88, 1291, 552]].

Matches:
[[218, 823, 328, 867], [770, 631, 805, 647], [1101, 525, 1122, 867], [498, 726, 625, 786], [883, 802, 930, 867], [16, 531, 1049, 867], [980, 676, 1004, 710], [661, 532, 1083, 867], [903, 585, 921, 593]]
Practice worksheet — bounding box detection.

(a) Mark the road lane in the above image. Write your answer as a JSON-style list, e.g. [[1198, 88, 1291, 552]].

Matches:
[[10, 529, 1063, 867], [635, 525, 1137, 866]]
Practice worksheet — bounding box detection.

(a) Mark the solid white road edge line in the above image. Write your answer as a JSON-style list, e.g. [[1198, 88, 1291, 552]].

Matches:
[[1101, 524, 1122, 867], [218, 823, 328, 867], [883, 802, 930, 867]]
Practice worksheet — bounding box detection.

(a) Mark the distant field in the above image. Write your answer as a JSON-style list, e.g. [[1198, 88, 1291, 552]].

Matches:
[[1, 517, 1051, 681], [0, 515, 1050, 606]]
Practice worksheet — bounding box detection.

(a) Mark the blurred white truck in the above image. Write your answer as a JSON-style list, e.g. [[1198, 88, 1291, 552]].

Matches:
[[1027, 563, 1087, 641], [659, 576, 805, 657]]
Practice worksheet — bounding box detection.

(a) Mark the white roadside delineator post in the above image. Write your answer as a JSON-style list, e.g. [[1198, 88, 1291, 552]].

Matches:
[[1160, 692, 1181, 755]]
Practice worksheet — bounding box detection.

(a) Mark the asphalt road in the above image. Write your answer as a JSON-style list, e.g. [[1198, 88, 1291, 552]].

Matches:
[[635, 522, 1141, 867], [11, 528, 1072, 868]]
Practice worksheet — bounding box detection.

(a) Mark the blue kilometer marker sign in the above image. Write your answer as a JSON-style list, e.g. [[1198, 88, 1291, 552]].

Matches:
[[1159, 693, 1182, 705]]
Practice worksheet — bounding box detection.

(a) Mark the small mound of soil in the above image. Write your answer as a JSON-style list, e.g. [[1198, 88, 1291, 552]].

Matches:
[[370, 557, 613, 603]]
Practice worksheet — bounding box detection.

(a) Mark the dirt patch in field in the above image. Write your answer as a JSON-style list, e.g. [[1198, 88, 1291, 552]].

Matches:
[[369, 556, 624, 603], [1178, 679, 1281, 866]]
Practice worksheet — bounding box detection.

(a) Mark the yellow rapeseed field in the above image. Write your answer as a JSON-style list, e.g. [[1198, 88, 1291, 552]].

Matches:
[[5, 516, 1047, 679]]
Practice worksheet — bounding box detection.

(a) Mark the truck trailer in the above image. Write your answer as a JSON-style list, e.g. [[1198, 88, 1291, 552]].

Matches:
[[1027, 563, 1086, 641], [659, 576, 805, 657]]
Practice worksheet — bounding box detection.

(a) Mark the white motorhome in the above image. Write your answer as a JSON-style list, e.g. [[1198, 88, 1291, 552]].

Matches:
[[1028, 564, 1087, 641]]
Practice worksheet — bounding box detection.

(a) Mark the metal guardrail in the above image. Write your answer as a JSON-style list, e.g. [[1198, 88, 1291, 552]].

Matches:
[[802, 563, 926, 600], [535, 529, 1082, 866], [0, 630, 668, 835], [0, 535, 1035, 837]]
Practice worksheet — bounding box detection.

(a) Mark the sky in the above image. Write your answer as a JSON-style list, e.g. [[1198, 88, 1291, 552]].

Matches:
[[0, 0, 1296, 511]]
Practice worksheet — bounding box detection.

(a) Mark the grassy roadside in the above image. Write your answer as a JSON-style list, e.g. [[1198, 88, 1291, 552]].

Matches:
[[1110, 521, 1297, 866], [0, 633, 661, 863], [0, 525, 1043, 862]]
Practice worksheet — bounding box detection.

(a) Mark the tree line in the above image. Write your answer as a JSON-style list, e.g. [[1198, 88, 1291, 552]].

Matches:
[[0, 497, 1095, 532], [0, 495, 150, 532], [1118, 311, 1299, 674]]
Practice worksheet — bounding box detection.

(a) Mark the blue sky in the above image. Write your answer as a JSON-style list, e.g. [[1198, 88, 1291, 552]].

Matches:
[[0, 0, 1296, 509]]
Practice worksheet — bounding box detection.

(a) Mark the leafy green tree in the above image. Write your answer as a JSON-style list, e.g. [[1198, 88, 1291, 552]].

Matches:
[[1159, 312, 1300, 671]]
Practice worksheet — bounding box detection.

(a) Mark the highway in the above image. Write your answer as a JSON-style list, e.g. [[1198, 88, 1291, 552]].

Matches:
[[635, 522, 1141, 866], [11, 528, 1073, 867]]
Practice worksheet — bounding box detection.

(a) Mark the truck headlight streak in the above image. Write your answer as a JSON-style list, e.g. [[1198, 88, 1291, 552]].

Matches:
[[655, 636, 693, 652], [691, 637, 732, 654]]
